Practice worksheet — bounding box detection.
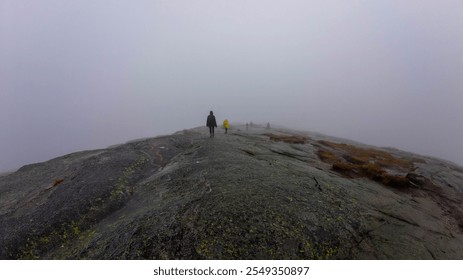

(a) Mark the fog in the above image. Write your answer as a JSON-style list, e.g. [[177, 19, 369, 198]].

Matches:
[[1, 0, 462, 171]]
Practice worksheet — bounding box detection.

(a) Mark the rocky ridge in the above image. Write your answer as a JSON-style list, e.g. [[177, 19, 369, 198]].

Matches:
[[0, 125, 462, 259]]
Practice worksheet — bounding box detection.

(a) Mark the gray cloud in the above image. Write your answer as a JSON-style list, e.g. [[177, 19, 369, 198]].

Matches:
[[1, 0, 462, 171]]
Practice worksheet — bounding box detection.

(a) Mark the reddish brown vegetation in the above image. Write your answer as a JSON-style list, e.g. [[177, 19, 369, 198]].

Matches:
[[317, 149, 338, 163], [264, 134, 306, 144], [318, 140, 413, 169], [317, 141, 414, 188]]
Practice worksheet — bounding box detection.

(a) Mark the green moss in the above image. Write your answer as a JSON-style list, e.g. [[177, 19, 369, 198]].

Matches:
[[16, 151, 152, 259], [19, 239, 40, 259], [110, 153, 147, 201], [70, 221, 80, 236], [196, 238, 220, 259], [18, 220, 80, 259], [298, 240, 340, 260], [39, 236, 50, 245]]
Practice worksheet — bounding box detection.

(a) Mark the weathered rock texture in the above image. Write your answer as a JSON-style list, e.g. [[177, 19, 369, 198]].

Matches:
[[1, 126, 462, 259]]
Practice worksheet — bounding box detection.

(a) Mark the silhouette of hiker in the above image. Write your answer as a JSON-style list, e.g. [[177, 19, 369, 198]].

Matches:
[[206, 111, 217, 137], [223, 119, 230, 134]]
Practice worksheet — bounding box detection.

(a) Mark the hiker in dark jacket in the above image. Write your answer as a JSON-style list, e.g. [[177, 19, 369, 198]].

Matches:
[[206, 111, 217, 137]]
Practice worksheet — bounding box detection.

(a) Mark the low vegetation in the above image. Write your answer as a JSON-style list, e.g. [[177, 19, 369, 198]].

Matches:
[[317, 140, 413, 187], [264, 133, 307, 144], [318, 140, 412, 169]]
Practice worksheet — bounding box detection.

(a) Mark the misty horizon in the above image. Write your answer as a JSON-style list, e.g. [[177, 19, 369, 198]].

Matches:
[[1, 0, 462, 171]]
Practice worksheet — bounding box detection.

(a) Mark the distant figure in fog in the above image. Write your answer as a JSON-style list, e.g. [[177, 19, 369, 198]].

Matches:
[[223, 119, 230, 134], [266, 122, 271, 130], [246, 123, 249, 130], [206, 111, 217, 138]]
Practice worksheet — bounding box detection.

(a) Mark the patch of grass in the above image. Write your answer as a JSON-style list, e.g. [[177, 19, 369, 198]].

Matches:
[[360, 163, 386, 181], [264, 134, 306, 144], [317, 141, 412, 188], [332, 162, 358, 175], [317, 150, 338, 164], [318, 140, 412, 169], [333, 161, 409, 187]]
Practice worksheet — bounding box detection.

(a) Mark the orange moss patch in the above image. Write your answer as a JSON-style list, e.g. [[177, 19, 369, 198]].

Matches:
[[317, 140, 412, 188], [333, 161, 409, 187], [318, 140, 412, 169], [342, 155, 366, 165], [264, 134, 306, 144], [317, 149, 338, 163], [361, 163, 385, 180], [332, 162, 358, 175]]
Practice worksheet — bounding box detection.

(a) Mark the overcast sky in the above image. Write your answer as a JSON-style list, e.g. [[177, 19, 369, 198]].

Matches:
[[1, 0, 462, 171]]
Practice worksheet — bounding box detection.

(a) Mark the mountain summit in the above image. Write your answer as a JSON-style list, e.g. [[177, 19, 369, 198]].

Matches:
[[1, 125, 462, 259]]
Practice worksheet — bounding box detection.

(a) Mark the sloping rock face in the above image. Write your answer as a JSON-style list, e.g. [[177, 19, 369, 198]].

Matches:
[[1, 126, 462, 259]]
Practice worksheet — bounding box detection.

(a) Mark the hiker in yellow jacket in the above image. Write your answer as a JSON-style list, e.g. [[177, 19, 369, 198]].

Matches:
[[223, 119, 230, 134]]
